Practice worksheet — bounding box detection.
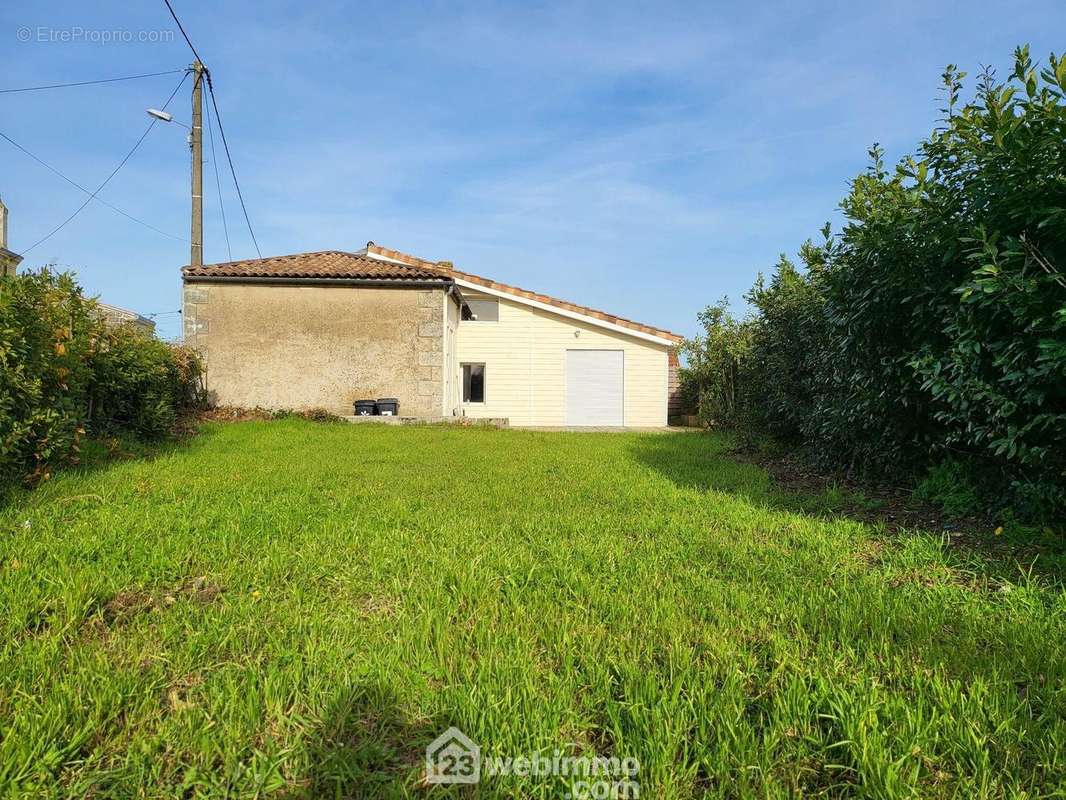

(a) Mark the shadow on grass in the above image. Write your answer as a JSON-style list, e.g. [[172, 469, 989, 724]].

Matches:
[[297, 682, 461, 799], [0, 425, 211, 510], [630, 431, 1066, 586]]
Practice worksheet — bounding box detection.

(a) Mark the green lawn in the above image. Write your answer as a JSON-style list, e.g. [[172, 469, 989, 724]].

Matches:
[[1, 421, 1064, 798]]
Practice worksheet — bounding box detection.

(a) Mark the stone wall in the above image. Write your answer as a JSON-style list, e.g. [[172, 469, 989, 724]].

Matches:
[[414, 289, 444, 414], [183, 281, 447, 416]]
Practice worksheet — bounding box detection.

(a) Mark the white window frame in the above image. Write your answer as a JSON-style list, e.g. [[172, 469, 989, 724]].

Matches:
[[461, 362, 487, 404], [461, 297, 500, 324]]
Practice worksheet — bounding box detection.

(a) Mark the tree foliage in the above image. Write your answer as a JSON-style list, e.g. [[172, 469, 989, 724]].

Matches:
[[681, 47, 1066, 519], [679, 299, 751, 429], [0, 268, 204, 485]]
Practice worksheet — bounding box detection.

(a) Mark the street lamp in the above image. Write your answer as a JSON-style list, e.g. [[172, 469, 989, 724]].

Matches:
[[146, 108, 189, 129], [146, 61, 204, 268]]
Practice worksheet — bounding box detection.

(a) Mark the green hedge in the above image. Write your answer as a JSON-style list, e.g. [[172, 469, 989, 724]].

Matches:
[[682, 47, 1066, 521], [0, 268, 203, 485]]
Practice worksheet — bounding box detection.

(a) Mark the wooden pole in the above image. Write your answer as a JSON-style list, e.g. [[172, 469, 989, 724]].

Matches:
[[190, 62, 204, 267]]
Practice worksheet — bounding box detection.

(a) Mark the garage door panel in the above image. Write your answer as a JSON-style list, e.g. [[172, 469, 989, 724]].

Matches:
[[566, 349, 623, 426]]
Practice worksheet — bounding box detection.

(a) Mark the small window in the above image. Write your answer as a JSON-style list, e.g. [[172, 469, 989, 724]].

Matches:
[[462, 298, 499, 322], [462, 363, 485, 403]]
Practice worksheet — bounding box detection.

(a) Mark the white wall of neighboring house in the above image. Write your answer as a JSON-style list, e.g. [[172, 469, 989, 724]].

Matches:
[[454, 292, 670, 426]]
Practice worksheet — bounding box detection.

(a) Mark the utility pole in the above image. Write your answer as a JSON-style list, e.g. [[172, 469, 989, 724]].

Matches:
[[190, 61, 204, 267]]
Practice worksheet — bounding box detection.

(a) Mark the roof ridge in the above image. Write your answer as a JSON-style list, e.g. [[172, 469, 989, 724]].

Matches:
[[184, 245, 684, 343], [365, 244, 682, 342], [182, 250, 452, 282]]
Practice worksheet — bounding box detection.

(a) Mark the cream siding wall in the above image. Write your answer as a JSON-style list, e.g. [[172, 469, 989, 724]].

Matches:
[[455, 294, 670, 426]]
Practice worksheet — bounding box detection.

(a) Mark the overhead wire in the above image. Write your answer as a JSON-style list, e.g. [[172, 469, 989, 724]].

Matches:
[[17, 70, 190, 257], [160, 0, 260, 258], [0, 68, 185, 94], [204, 73, 261, 258], [7, 1, 261, 264], [162, 0, 206, 65], [204, 93, 232, 261], [0, 130, 187, 243]]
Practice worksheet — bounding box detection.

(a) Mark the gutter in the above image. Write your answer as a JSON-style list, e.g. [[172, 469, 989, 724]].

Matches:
[[182, 275, 455, 289], [445, 282, 466, 308]]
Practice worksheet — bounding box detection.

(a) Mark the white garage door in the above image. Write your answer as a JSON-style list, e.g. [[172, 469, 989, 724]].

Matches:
[[566, 349, 624, 426]]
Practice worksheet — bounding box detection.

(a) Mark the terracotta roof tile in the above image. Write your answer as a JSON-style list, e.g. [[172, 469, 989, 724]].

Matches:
[[182, 245, 684, 343], [182, 251, 447, 281], [364, 244, 684, 343]]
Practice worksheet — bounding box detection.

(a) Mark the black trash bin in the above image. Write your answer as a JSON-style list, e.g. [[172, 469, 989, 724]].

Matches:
[[376, 398, 399, 416], [353, 399, 376, 416]]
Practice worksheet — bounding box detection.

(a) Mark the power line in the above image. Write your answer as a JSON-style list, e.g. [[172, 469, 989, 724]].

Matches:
[[18, 71, 190, 257], [204, 93, 232, 261], [159, 0, 260, 259], [0, 130, 187, 243], [205, 72, 261, 258], [162, 0, 205, 65], [0, 68, 185, 95]]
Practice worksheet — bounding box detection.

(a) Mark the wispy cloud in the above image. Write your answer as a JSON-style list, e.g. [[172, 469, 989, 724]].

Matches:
[[1, 0, 1057, 334]]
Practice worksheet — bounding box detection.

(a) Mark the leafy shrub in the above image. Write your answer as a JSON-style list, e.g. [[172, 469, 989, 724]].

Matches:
[[269, 407, 345, 423], [674, 363, 701, 418], [685, 47, 1065, 522], [914, 462, 982, 518], [0, 270, 96, 483], [678, 299, 752, 429], [743, 250, 828, 445], [89, 324, 204, 438], [0, 268, 204, 484]]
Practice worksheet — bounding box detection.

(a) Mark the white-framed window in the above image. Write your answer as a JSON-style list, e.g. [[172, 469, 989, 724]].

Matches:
[[461, 298, 499, 322], [462, 363, 486, 403]]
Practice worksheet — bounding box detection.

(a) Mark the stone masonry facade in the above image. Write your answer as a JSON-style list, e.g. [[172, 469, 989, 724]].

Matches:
[[415, 289, 444, 414], [181, 281, 450, 416]]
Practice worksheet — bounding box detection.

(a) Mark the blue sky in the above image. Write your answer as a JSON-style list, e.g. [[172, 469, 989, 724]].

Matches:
[[2, 1, 1061, 340]]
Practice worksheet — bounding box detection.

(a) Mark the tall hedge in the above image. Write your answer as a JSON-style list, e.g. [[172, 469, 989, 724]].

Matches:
[[683, 47, 1066, 518], [0, 268, 203, 485]]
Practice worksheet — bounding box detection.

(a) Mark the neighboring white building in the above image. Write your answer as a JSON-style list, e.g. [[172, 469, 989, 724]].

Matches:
[[1, 196, 155, 335], [0, 197, 24, 277], [94, 303, 157, 335]]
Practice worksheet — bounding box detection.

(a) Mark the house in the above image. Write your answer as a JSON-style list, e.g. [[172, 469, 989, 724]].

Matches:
[[94, 302, 157, 334], [1, 197, 154, 335], [0, 198, 24, 277], [182, 243, 684, 426]]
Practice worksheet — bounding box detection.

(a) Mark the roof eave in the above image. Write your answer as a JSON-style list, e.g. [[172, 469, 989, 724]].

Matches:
[[452, 277, 682, 346], [362, 244, 682, 344], [181, 274, 454, 288]]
